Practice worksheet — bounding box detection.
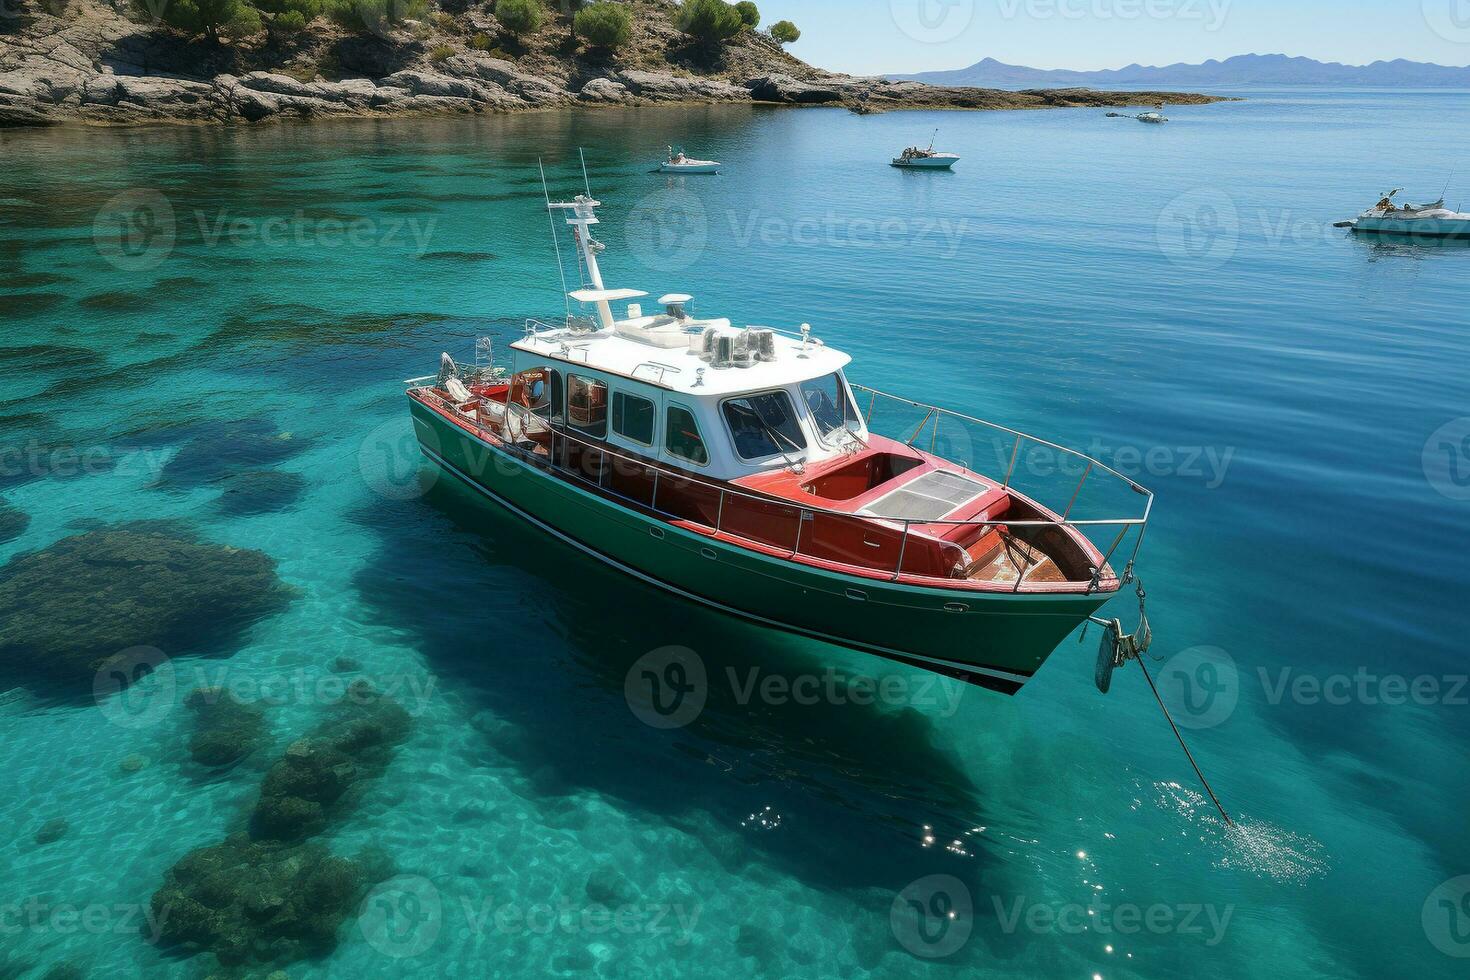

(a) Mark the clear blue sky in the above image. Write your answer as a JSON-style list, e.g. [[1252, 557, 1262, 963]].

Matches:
[[762, 0, 1470, 75]]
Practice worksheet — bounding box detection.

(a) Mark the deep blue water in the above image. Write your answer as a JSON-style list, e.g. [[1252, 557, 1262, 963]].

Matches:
[[2, 89, 1468, 978]]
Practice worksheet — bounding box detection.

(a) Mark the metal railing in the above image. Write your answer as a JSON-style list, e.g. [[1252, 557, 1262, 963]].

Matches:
[[409, 382, 1151, 595]]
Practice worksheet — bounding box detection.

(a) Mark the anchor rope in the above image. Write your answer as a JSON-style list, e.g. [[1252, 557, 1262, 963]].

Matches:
[[1136, 653, 1234, 827]]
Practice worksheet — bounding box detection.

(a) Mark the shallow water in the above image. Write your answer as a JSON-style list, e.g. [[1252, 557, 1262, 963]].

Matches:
[[2, 90, 1468, 978]]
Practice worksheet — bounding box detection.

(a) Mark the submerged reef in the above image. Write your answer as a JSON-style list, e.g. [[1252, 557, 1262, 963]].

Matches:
[[186, 687, 268, 770], [150, 834, 390, 967], [151, 681, 411, 967], [0, 522, 293, 693], [250, 680, 412, 841], [214, 470, 307, 517], [0, 499, 29, 543], [158, 419, 309, 489]]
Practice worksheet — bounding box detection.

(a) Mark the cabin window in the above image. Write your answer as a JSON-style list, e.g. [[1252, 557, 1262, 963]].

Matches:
[[513, 367, 561, 424], [613, 391, 656, 446], [666, 406, 708, 466], [722, 391, 806, 461], [568, 375, 608, 436], [801, 372, 862, 438]]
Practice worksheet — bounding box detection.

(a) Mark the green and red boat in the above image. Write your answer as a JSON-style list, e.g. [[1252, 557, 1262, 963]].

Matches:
[[405, 191, 1153, 694]]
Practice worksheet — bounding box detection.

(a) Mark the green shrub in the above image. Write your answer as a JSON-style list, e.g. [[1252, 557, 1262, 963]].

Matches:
[[326, 0, 428, 34], [676, 0, 741, 45], [769, 18, 798, 44], [133, 0, 261, 41], [573, 2, 630, 49], [274, 8, 308, 31], [495, 0, 544, 37], [733, 1, 758, 29], [254, 0, 320, 13], [470, 31, 493, 49], [429, 43, 455, 61]]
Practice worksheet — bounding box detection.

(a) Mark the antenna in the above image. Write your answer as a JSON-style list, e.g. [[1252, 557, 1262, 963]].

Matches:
[[579, 147, 593, 198], [539, 158, 571, 321]]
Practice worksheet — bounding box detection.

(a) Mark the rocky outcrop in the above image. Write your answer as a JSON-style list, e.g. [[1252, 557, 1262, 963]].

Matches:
[[0, 1, 1225, 127]]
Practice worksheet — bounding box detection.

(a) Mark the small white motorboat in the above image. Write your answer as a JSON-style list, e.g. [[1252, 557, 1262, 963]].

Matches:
[[891, 131, 959, 169], [658, 147, 720, 174], [1337, 189, 1470, 238], [1109, 104, 1168, 124]]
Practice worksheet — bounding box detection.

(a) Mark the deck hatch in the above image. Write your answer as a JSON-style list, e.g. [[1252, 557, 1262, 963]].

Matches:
[[861, 471, 991, 522]]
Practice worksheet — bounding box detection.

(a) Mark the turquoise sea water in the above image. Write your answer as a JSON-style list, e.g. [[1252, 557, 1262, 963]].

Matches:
[[2, 89, 1469, 978]]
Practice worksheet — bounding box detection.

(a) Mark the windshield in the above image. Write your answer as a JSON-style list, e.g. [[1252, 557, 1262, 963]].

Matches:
[[722, 391, 806, 461], [800, 373, 862, 439]]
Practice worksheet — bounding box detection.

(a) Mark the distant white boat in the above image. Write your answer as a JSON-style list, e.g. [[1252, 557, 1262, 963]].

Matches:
[[1337, 190, 1470, 238], [658, 147, 720, 174], [892, 130, 959, 169]]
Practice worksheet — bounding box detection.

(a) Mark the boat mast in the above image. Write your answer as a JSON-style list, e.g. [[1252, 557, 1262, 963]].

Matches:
[[549, 194, 614, 329]]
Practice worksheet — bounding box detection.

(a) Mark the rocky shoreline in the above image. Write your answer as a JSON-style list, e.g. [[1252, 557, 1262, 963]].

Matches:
[[0, 3, 1226, 127]]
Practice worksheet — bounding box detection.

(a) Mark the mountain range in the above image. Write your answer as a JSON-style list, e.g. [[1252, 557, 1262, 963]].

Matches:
[[890, 54, 1470, 89]]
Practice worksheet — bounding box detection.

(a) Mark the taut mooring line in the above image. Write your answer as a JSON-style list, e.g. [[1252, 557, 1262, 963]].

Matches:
[[1136, 656, 1234, 827]]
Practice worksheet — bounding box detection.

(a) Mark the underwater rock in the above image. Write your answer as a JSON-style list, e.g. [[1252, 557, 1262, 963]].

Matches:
[[249, 680, 411, 842], [33, 816, 69, 845], [149, 833, 388, 967], [186, 686, 267, 769], [160, 419, 308, 489], [0, 522, 294, 693], [328, 656, 361, 674], [0, 499, 29, 544], [584, 867, 639, 906], [120, 753, 149, 773], [214, 470, 307, 517]]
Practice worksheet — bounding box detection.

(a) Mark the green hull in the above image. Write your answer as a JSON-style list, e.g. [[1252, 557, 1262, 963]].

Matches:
[[410, 400, 1112, 693]]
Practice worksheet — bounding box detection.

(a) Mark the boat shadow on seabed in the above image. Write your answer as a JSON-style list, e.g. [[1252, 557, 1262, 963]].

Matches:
[[349, 470, 1024, 902]]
